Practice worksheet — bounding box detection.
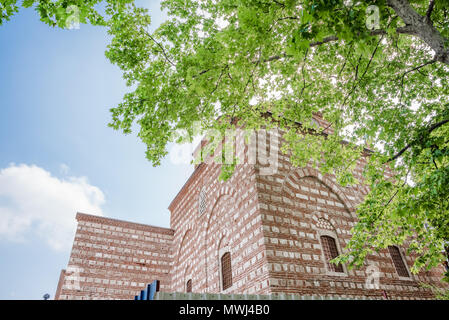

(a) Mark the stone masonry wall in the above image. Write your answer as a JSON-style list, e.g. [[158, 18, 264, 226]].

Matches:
[[255, 129, 446, 299], [168, 160, 271, 295], [55, 213, 173, 300]]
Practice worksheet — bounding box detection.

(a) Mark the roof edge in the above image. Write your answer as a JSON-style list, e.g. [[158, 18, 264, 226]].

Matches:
[[75, 212, 174, 234]]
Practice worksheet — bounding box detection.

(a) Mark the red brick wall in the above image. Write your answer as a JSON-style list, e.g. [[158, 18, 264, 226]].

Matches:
[[255, 142, 446, 299], [168, 161, 271, 294], [169, 127, 446, 299], [55, 213, 173, 300]]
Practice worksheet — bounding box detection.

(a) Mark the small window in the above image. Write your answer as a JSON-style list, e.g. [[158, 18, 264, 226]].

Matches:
[[320, 235, 344, 273], [221, 252, 232, 290], [388, 246, 409, 278], [186, 279, 192, 293]]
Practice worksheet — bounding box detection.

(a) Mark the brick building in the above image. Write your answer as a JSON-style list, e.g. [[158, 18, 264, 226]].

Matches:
[[54, 213, 173, 300], [55, 123, 447, 300]]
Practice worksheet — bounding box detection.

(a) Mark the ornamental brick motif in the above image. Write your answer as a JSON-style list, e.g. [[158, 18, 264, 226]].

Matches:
[[316, 218, 334, 231]]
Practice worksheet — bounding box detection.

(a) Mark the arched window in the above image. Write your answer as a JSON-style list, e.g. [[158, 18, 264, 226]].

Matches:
[[221, 252, 232, 290], [320, 235, 344, 273], [186, 279, 192, 293], [388, 246, 410, 278]]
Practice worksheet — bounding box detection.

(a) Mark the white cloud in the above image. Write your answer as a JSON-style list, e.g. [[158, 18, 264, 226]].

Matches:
[[0, 164, 105, 251]]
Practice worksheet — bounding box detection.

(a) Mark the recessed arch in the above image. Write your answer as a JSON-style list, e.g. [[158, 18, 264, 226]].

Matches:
[[176, 228, 193, 265], [205, 185, 238, 241], [205, 185, 238, 222], [203, 185, 238, 292], [280, 166, 355, 216]]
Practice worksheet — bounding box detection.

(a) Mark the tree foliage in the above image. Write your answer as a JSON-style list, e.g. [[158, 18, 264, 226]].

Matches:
[[0, 0, 132, 27], [105, 0, 449, 282]]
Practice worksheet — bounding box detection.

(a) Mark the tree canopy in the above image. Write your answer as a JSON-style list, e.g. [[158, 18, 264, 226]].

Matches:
[[3, 0, 449, 284], [105, 0, 449, 282], [0, 0, 132, 28]]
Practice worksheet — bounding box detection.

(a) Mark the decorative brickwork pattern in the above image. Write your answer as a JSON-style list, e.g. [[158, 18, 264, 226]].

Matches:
[[55, 213, 174, 300], [198, 187, 207, 216], [168, 159, 271, 295], [316, 218, 334, 230], [254, 130, 446, 299]]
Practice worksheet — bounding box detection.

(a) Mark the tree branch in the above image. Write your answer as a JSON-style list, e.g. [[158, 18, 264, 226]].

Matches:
[[143, 29, 175, 67], [261, 27, 417, 65], [277, 16, 299, 21], [194, 2, 448, 85], [386, 119, 449, 163], [210, 66, 226, 95], [309, 35, 339, 47], [398, 59, 437, 103], [401, 59, 437, 79], [342, 35, 384, 107], [386, 0, 449, 65], [426, 0, 436, 22], [272, 0, 285, 8]]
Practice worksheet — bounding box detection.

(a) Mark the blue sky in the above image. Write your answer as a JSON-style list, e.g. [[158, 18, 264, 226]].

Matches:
[[0, 1, 194, 299]]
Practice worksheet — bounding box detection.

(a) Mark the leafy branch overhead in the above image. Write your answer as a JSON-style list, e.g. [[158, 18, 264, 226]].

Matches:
[[105, 0, 449, 281], [0, 0, 133, 28]]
